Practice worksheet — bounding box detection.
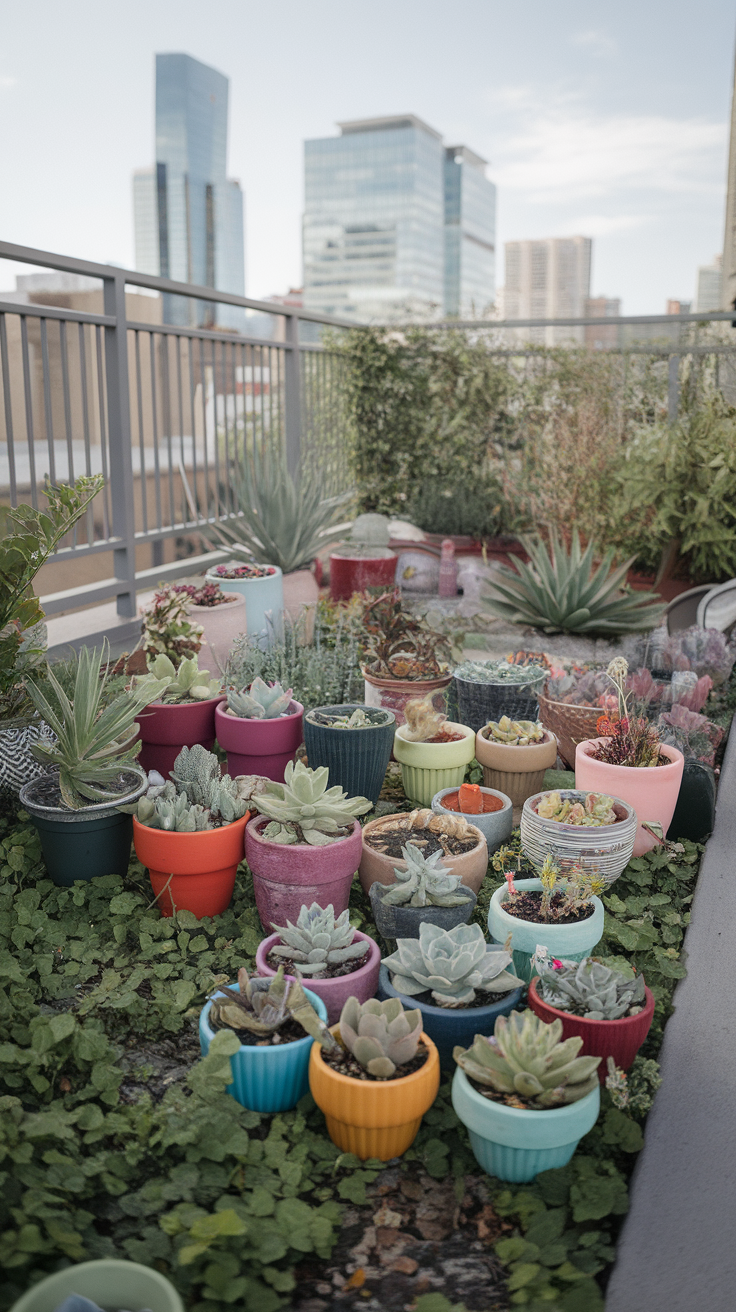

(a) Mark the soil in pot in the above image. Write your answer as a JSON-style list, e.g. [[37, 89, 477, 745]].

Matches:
[[364, 826, 478, 860], [264, 946, 370, 979], [210, 1013, 307, 1046], [502, 891, 595, 926], [322, 1039, 430, 1082]]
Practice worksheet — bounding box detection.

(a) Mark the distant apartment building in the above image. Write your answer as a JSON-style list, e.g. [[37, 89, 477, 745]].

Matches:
[[133, 53, 245, 329], [666, 299, 692, 315], [503, 236, 592, 344], [695, 255, 722, 312], [584, 296, 621, 349], [302, 115, 495, 322]]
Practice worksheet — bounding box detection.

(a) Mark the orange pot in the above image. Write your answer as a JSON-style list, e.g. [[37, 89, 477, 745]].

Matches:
[[132, 812, 250, 918], [309, 1026, 440, 1160]]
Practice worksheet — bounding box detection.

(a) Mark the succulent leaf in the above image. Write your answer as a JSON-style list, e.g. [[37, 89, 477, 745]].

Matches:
[[255, 759, 371, 845], [454, 1009, 601, 1108], [338, 995, 422, 1077], [383, 922, 522, 1007]]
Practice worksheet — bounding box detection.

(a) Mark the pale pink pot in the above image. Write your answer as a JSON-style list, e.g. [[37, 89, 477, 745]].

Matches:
[[245, 815, 364, 931], [575, 738, 685, 857], [190, 593, 246, 677], [256, 930, 380, 1024], [282, 569, 320, 639], [215, 699, 304, 782]]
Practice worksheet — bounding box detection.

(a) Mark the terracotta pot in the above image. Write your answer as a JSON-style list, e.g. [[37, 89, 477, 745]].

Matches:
[[215, 699, 304, 782], [132, 811, 250, 918], [256, 931, 381, 1024], [359, 812, 488, 896], [362, 667, 452, 729], [135, 696, 223, 780], [309, 1024, 440, 1159], [527, 977, 655, 1082], [393, 722, 476, 807], [329, 551, 397, 601], [283, 569, 320, 641], [575, 739, 685, 857], [188, 593, 246, 677], [245, 815, 363, 930], [474, 728, 558, 809]]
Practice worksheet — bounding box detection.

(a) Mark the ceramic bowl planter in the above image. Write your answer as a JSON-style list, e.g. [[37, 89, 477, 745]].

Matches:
[[575, 739, 685, 857], [8, 1258, 184, 1312], [256, 931, 381, 1024], [303, 704, 396, 805], [452, 1066, 600, 1183], [487, 878, 604, 983], [133, 811, 250, 918], [245, 815, 364, 930], [205, 564, 284, 641], [393, 722, 476, 807], [189, 592, 246, 676], [475, 728, 558, 809], [135, 695, 223, 780], [19, 767, 147, 888], [330, 549, 397, 601], [520, 790, 637, 889], [362, 668, 452, 729], [431, 785, 513, 854], [215, 699, 304, 782], [527, 977, 655, 1082], [359, 813, 489, 897], [377, 963, 523, 1071], [369, 880, 477, 941], [199, 981, 328, 1112], [309, 1024, 440, 1159]]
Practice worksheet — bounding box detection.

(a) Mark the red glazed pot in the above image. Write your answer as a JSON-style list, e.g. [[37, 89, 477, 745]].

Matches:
[[527, 976, 655, 1082], [215, 700, 304, 782], [135, 696, 224, 780], [329, 552, 397, 601], [133, 811, 250, 918], [245, 815, 363, 931], [256, 930, 380, 1024]]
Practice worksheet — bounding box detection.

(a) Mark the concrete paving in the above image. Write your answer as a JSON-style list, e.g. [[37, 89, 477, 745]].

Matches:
[[605, 724, 736, 1311]]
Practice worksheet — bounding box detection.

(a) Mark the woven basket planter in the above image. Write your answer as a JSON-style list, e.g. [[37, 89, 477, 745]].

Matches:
[[537, 693, 601, 771]]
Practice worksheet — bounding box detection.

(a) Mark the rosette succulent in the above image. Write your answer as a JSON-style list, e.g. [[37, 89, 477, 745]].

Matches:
[[134, 653, 221, 704], [338, 996, 423, 1078], [537, 958, 646, 1020], [382, 923, 523, 1007], [453, 1009, 601, 1107], [269, 903, 367, 976], [255, 759, 372, 846], [536, 791, 618, 826], [226, 677, 293, 719], [483, 716, 546, 746], [378, 844, 473, 908]]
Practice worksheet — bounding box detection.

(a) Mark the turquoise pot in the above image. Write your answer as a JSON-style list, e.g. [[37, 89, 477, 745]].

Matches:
[[452, 1067, 600, 1183], [487, 878, 604, 983], [199, 981, 327, 1112], [205, 566, 284, 642]]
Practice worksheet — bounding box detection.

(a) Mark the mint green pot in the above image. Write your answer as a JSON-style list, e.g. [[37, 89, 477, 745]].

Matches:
[[9, 1258, 183, 1312], [487, 877, 604, 983], [393, 722, 476, 808]]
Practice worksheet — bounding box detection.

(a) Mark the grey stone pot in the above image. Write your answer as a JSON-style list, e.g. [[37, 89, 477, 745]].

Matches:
[[369, 879, 477, 941], [431, 786, 513, 854]]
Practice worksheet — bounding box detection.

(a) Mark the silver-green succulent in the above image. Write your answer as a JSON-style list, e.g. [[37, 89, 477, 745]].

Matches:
[[129, 745, 250, 829], [269, 903, 367, 976], [255, 759, 372, 846], [226, 677, 293, 719], [134, 653, 222, 704], [382, 922, 523, 1007], [537, 958, 646, 1021], [339, 995, 423, 1078], [379, 844, 473, 908], [209, 965, 337, 1046], [454, 1009, 601, 1107]]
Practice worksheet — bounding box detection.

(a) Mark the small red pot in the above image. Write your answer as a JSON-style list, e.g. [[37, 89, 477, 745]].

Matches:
[[215, 699, 304, 782], [133, 811, 250, 918], [135, 696, 224, 780], [329, 552, 397, 601], [527, 976, 655, 1082], [256, 930, 380, 1024]]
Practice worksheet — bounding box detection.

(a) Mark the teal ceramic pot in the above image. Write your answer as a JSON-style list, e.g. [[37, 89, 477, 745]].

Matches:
[[452, 1066, 600, 1182], [487, 878, 604, 983], [205, 565, 284, 642], [377, 963, 523, 1071], [8, 1258, 183, 1312], [304, 704, 396, 805], [19, 768, 146, 887], [431, 785, 513, 854]]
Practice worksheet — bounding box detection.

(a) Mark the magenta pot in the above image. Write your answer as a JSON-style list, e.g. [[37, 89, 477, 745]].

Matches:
[[135, 696, 224, 780], [245, 815, 363, 931], [256, 930, 380, 1024], [215, 700, 304, 782]]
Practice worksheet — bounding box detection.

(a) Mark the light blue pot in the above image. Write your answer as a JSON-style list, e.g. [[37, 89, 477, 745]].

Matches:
[[487, 878, 604, 983], [431, 785, 513, 854], [452, 1067, 600, 1183], [205, 565, 284, 643], [377, 963, 523, 1071], [199, 981, 327, 1112]]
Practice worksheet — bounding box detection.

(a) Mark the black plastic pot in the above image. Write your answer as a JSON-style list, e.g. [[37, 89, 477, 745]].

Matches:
[[303, 704, 396, 805], [19, 768, 146, 887], [369, 880, 477, 941], [667, 760, 716, 843]]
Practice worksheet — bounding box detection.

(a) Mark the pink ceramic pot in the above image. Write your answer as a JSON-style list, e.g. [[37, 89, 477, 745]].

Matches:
[[256, 930, 380, 1024], [190, 593, 246, 677], [215, 700, 304, 782], [575, 739, 685, 857], [245, 816, 364, 930], [283, 570, 320, 639], [136, 696, 224, 780]]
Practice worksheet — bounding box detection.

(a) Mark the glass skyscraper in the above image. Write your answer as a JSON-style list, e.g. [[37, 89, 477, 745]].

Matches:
[[133, 53, 244, 328], [303, 115, 495, 322]]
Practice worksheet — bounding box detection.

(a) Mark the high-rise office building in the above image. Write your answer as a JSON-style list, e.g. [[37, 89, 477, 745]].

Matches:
[[133, 53, 245, 328], [302, 115, 495, 322], [503, 236, 592, 344], [695, 255, 722, 312]]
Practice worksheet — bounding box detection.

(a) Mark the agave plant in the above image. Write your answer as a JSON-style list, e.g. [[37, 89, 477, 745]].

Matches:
[[382, 923, 523, 1006], [255, 759, 372, 846], [484, 531, 665, 636]]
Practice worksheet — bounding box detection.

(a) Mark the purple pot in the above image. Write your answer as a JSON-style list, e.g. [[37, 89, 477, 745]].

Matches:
[[256, 930, 380, 1024], [135, 696, 224, 779], [215, 700, 304, 782], [245, 815, 363, 931]]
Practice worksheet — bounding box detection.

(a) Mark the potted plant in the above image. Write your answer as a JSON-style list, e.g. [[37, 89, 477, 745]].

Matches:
[[451, 1009, 601, 1183], [475, 717, 558, 809], [575, 659, 685, 856], [204, 561, 285, 642], [360, 808, 488, 896], [18, 645, 167, 887], [379, 923, 524, 1069], [132, 653, 223, 778], [369, 844, 477, 940], [520, 789, 638, 888], [140, 581, 206, 665], [141, 580, 247, 676], [129, 744, 254, 916], [360, 590, 453, 726], [453, 658, 548, 734], [303, 703, 396, 805], [245, 760, 372, 928], [199, 966, 330, 1112], [8, 1258, 184, 1312], [308, 995, 440, 1160], [393, 693, 476, 807], [329, 513, 398, 601], [215, 677, 304, 781], [528, 958, 655, 1080], [431, 781, 513, 854], [487, 860, 605, 983], [256, 902, 381, 1023]]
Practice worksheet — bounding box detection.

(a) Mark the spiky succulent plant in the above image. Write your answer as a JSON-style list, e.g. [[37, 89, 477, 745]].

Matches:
[[134, 653, 222, 704], [339, 996, 423, 1078], [483, 717, 546, 746], [378, 844, 473, 908], [383, 923, 523, 1007], [255, 759, 372, 846], [226, 677, 293, 719], [269, 903, 367, 976], [209, 965, 337, 1045], [537, 958, 646, 1020], [128, 745, 252, 829], [454, 1009, 601, 1107], [483, 530, 665, 636]]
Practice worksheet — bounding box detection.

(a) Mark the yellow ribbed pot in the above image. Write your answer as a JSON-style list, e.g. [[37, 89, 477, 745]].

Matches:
[[393, 722, 476, 807]]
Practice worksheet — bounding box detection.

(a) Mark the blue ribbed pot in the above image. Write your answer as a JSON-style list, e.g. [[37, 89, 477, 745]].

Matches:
[[452, 1067, 600, 1183], [199, 981, 327, 1112], [303, 705, 396, 805], [377, 963, 524, 1071]]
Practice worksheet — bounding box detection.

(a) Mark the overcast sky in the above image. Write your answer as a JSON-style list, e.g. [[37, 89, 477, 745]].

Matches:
[[1, 0, 734, 313]]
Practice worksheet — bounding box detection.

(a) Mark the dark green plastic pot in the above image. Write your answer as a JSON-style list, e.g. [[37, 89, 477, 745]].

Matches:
[[303, 704, 396, 804], [667, 760, 716, 843], [19, 769, 146, 887]]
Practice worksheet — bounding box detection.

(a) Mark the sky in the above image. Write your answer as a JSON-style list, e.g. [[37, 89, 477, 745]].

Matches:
[[0, 0, 734, 314]]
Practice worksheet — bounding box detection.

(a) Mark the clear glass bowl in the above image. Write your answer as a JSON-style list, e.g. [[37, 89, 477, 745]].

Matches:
[[520, 789, 638, 888]]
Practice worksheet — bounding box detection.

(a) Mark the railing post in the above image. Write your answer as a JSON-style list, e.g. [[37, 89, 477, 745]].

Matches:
[[283, 312, 301, 476], [668, 354, 680, 425], [103, 271, 137, 617]]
